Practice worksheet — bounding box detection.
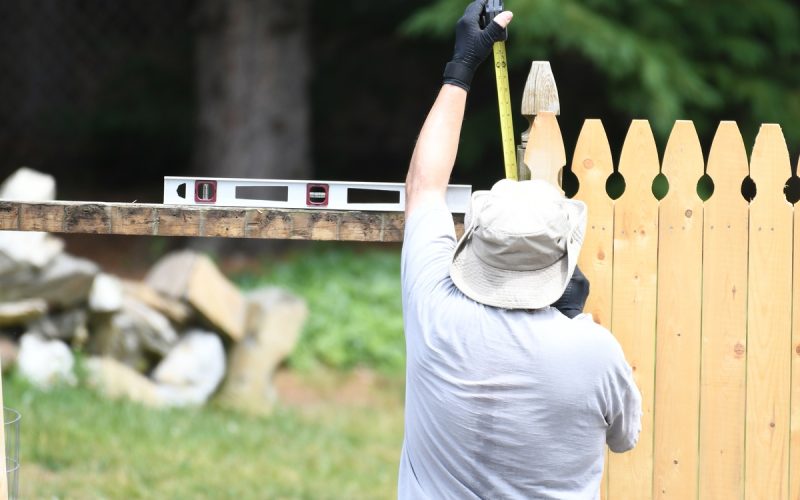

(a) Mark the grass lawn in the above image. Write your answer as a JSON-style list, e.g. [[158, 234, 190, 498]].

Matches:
[[7, 369, 405, 499]]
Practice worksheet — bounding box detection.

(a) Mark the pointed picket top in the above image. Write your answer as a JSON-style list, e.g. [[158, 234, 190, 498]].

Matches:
[[573, 119, 614, 200], [750, 124, 792, 209], [618, 120, 660, 200], [661, 120, 704, 206], [705, 121, 749, 211], [523, 111, 566, 190]]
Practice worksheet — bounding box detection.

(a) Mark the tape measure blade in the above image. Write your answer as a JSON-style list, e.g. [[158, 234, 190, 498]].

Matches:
[[493, 42, 517, 180]]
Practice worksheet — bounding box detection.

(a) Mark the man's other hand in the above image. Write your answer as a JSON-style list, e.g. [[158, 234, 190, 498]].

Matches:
[[443, 1, 513, 91], [552, 266, 590, 319]]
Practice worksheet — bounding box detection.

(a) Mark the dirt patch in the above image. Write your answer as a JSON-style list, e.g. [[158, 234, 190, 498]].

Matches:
[[274, 367, 403, 409]]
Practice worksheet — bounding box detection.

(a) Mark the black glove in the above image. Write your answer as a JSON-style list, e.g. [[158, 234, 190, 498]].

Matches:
[[552, 266, 590, 319], [443, 0, 508, 92]]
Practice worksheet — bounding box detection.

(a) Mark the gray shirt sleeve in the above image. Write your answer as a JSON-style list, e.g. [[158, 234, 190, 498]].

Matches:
[[605, 359, 643, 453]]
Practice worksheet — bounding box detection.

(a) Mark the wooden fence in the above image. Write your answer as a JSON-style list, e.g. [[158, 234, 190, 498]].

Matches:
[[561, 118, 800, 499], [2, 114, 799, 499]]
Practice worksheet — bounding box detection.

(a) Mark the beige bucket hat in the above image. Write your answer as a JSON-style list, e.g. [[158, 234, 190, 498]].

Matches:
[[450, 179, 587, 309]]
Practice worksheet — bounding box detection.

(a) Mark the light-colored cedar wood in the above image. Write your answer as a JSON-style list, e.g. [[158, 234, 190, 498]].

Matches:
[[571, 119, 614, 500], [607, 120, 660, 499], [0, 369, 6, 500], [746, 124, 792, 500], [653, 121, 705, 499], [792, 155, 800, 500], [698, 122, 749, 499], [0, 200, 462, 242], [573, 119, 615, 328], [523, 112, 566, 190]]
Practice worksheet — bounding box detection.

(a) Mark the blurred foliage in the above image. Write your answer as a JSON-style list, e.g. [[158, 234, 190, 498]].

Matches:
[[404, 0, 800, 145], [235, 246, 405, 373]]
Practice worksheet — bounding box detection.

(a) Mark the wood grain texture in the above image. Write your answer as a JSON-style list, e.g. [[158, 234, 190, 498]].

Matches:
[[653, 121, 705, 499], [0, 201, 465, 242], [521, 61, 560, 119], [746, 124, 792, 500], [699, 122, 748, 499], [793, 155, 800, 500], [523, 112, 566, 190], [572, 119, 615, 500], [608, 120, 660, 499], [573, 119, 615, 328]]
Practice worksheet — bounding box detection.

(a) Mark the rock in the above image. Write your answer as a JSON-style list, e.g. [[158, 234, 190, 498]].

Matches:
[[17, 333, 76, 389], [85, 357, 164, 407], [89, 274, 123, 313], [121, 280, 192, 325], [0, 167, 56, 201], [145, 251, 246, 341], [0, 335, 19, 373], [152, 330, 226, 407], [217, 288, 307, 414], [28, 309, 89, 344], [0, 168, 64, 270], [0, 299, 48, 327], [89, 297, 179, 371], [0, 253, 98, 308]]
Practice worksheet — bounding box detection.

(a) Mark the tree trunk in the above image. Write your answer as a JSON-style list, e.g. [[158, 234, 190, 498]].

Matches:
[[193, 0, 311, 181]]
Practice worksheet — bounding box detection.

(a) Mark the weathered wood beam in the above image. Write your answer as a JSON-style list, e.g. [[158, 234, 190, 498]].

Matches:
[[0, 201, 465, 242]]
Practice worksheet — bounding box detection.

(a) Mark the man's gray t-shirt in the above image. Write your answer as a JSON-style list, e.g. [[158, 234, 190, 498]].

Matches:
[[398, 200, 642, 500]]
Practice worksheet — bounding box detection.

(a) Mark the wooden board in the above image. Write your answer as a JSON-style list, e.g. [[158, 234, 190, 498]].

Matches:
[[573, 119, 615, 328], [607, 120, 660, 499], [572, 119, 615, 499], [653, 120, 705, 499], [793, 155, 800, 500], [698, 122, 748, 498], [746, 124, 792, 499], [0, 201, 466, 242], [523, 112, 567, 189]]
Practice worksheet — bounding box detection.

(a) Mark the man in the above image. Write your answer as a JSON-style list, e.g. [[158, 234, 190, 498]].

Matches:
[[399, 1, 642, 498]]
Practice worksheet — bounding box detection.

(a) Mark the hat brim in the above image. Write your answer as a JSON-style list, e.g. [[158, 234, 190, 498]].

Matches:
[[449, 196, 585, 310]]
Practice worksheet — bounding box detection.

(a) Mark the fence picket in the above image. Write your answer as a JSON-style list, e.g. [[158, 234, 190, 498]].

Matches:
[[792, 153, 800, 500], [572, 119, 615, 500], [653, 121, 705, 499], [608, 120, 659, 499], [746, 124, 793, 499], [573, 119, 615, 328], [699, 122, 748, 499], [524, 111, 567, 189]]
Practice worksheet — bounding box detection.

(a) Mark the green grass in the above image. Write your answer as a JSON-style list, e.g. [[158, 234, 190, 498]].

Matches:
[[233, 245, 406, 374], [7, 371, 404, 499], [5, 246, 409, 498]]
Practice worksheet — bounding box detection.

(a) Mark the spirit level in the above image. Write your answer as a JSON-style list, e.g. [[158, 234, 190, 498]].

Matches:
[[163, 177, 472, 213]]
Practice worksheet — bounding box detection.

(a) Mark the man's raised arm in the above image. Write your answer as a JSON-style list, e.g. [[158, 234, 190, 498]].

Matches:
[[405, 1, 512, 218]]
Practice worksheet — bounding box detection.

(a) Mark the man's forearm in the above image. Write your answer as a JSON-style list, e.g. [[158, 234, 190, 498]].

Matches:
[[405, 84, 468, 217]]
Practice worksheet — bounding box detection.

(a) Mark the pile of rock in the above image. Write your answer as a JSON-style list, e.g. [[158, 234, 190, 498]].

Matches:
[[0, 168, 307, 414]]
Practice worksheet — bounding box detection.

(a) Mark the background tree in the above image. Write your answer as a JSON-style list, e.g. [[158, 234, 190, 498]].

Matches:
[[194, 0, 311, 181]]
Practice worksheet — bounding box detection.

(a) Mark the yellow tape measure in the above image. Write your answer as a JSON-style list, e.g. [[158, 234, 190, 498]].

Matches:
[[493, 41, 517, 180]]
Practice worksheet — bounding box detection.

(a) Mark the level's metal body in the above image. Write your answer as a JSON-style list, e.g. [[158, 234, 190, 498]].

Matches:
[[163, 177, 472, 213]]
